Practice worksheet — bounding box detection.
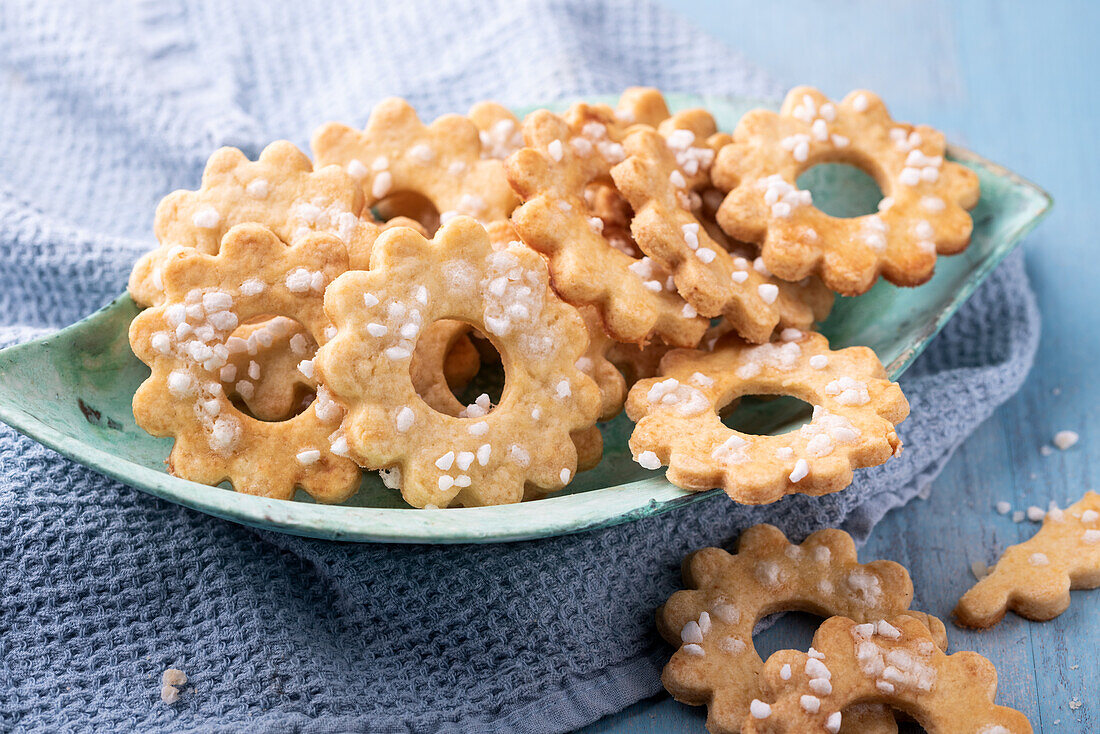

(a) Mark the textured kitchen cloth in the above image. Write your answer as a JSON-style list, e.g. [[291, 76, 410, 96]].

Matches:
[[0, 1, 1040, 732]]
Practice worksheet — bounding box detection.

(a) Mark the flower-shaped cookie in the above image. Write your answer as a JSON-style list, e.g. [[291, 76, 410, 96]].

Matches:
[[713, 87, 980, 295], [129, 224, 359, 502], [741, 615, 1030, 733], [626, 331, 908, 503], [312, 98, 519, 229], [613, 126, 788, 343], [955, 490, 1100, 627], [130, 141, 376, 305], [658, 525, 946, 734], [695, 184, 836, 334], [316, 217, 601, 508], [507, 104, 709, 347], [576, 305, 627, 421]]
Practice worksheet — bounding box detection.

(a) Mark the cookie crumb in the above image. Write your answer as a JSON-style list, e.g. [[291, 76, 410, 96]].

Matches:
[[1053, 430, 1079, 451], [162, 668, 187, 687], [160, 668, 187, 704], [1069, 697, 1082, 710]]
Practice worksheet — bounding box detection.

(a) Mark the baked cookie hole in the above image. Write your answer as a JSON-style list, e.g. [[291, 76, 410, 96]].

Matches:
[[453, 330, 505, 412], [220, 316, 319, 422], [721, 394, 813, 436], [796, 162, 884, 218], [584, 182, 641, 258], [754, 610, 819, 664], [410, 323, 505, 418], [373, 190, 441, 234]]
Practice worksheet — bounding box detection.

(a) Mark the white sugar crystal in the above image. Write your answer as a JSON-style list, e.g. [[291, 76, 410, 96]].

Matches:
[[192, 206, 221, 229], [371, 170, 393, 199], [789, 458, 809, 483], [296, 449, 321, 465], [346, 159, 368, 179], [395, 406, 415, 432], [749, 700, 771, 719], [636, 451, 661, 470], [167, 370, 194, 398]]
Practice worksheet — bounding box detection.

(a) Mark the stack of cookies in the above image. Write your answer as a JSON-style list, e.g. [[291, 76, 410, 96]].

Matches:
[[127, 86, 980, 508]]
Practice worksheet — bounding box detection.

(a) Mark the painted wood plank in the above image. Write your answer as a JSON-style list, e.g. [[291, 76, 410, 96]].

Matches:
[[586, 1, 1099, 731]]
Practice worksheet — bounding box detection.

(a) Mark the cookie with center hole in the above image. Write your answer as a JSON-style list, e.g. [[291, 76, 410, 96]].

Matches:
[[312, 98, 519, 236], [507, 102, 709, 347], [130, 224, 359, 502], [713, 87, 979, 296], [316, 217, 601, 508], [626, 330, 908, 503], [659, 524, 947, 734]]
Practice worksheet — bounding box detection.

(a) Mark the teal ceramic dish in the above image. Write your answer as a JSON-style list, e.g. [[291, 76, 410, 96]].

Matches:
[[0, 94, 1051, 543]]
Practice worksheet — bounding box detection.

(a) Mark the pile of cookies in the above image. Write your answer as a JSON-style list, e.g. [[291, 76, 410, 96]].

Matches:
[[127, 86, 980, 508]]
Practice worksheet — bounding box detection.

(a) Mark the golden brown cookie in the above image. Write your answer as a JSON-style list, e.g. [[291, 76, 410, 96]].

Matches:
[[658, 525, 947, 734], [626, 331, 908, 503], [615, 86, 672, 127], [131, 141, 376, 305], [741, 615, 1030, 733], [955, 490, 1100, 627], [315, 217, 600, 508], [577, 306, 627, 421], [507, 103, 709, 347], [713, 87, 980, 295], [129, 224, 359, 501], [612, 125, 790, 343], [312, 98, 519, 233]]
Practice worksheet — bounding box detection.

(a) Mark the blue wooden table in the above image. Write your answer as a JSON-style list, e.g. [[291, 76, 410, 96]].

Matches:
[[585, 2, 1099, 731]]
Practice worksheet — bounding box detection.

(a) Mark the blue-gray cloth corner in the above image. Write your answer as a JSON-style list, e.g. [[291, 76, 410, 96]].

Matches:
[[0, 1, 1040, 732]]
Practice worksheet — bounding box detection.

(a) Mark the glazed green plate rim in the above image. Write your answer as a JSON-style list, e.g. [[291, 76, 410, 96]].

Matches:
[[0, 94, 1051, 543]]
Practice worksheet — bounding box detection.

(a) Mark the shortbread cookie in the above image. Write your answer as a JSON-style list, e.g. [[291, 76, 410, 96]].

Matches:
[[713, 87, 980, 295], [315, 217, 600, 508], [741, 615, 1031, 733], [577, 306, 627, 421], [507, 103, 709, 346], [696, 184, 836, 333], [129, 224, 359, 501], [658, 525, 946, 734], [626, 331, 908, 503], [312, 98, 519, 231], [613, 125, 789, 343], [955, 490, 1100, 627], [131, 141, 376, 305]]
